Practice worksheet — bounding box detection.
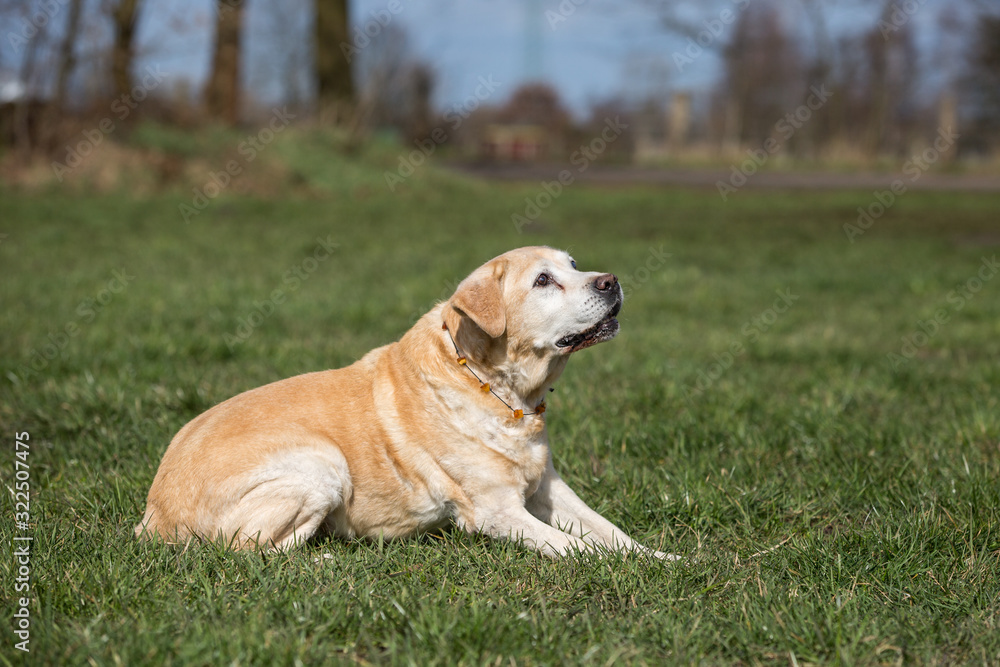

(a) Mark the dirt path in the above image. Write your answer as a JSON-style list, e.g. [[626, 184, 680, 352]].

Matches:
[[451, 164, 1000, 192]]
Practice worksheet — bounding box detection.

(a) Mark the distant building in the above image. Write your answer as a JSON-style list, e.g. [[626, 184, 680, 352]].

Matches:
[[634, 92, 692, 163], [481, 123, 548, 161]]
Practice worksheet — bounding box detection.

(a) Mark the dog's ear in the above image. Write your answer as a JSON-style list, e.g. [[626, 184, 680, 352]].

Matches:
[[449, 263, 506, 339]]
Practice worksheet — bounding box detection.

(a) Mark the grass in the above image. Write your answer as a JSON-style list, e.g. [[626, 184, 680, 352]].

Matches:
[[1, 131, 999, 665]]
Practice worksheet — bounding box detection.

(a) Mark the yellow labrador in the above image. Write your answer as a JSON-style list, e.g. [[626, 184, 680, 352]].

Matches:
[[136, 246, 672, 559]]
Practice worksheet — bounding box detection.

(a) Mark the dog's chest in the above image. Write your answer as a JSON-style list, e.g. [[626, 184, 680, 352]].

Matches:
[[473, 414, 549, 489]]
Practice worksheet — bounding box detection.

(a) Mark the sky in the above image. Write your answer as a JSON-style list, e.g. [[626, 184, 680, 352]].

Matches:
[[385, 0, 957, 118], [0, 0, 966, 118], [126, 0, 722, 116]]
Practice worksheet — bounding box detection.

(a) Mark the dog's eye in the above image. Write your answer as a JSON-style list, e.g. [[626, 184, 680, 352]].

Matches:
[[570, 260, 577, 270], [534, 273, 551, 287]]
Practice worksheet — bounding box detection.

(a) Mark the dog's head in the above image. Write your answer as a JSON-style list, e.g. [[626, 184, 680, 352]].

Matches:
[[446, 247, 623, 393]]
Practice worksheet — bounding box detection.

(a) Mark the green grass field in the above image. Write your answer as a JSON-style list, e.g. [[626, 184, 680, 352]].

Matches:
[[2, 134, 999, 665]]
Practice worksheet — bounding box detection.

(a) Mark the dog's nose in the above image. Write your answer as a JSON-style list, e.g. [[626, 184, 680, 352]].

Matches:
[[594, 273, 618, 291]]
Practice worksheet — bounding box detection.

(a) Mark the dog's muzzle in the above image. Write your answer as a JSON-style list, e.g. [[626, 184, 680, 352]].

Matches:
[[556, 277, 623, 353]]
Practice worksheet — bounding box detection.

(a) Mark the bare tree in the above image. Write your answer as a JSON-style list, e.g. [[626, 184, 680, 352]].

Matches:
[[26, 0, 85, 150], [52, 0, 84, 112], [863, 1, 918, 155], [720, 2, 803, 148], [405, 63, 433, 143], [962, 13, 1000, 152], [353, 23, 436, 141], [315, 0, 354, 121], [250, 0, 311, 112], [111, 0, 143, 102], [205, 0, 244, 124], [797, 0, 836, 154], [5, 2, 51, 153]]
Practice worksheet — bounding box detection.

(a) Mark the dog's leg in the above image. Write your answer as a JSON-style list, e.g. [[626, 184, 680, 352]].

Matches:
[[218, 448, 350, 551], [219, 477, 338, 550], [472, 497, 600, 558], [526, 461, 677, 560]]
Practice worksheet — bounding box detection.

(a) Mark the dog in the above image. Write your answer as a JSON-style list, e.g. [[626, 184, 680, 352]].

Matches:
[[135, 246, 673, 559]]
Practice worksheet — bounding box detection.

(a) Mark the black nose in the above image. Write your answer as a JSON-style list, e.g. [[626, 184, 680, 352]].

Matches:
[[594, 273, 618, 291]]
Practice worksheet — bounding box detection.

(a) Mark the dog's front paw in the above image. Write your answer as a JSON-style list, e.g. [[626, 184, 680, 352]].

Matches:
[[653, 550, 683, 561]]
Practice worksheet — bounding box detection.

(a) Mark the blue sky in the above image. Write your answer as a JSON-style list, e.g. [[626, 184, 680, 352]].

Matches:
[[128, 0, 721, 116], [1, 0, 966, 118]]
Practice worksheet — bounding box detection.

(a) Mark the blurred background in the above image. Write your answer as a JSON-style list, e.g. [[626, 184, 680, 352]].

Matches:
[[1, 0, 999, 180], [3, 5, 1000, 662]]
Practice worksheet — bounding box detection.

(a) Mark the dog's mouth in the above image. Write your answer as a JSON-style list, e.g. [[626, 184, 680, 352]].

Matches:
[[555, 300, 621, 353]]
